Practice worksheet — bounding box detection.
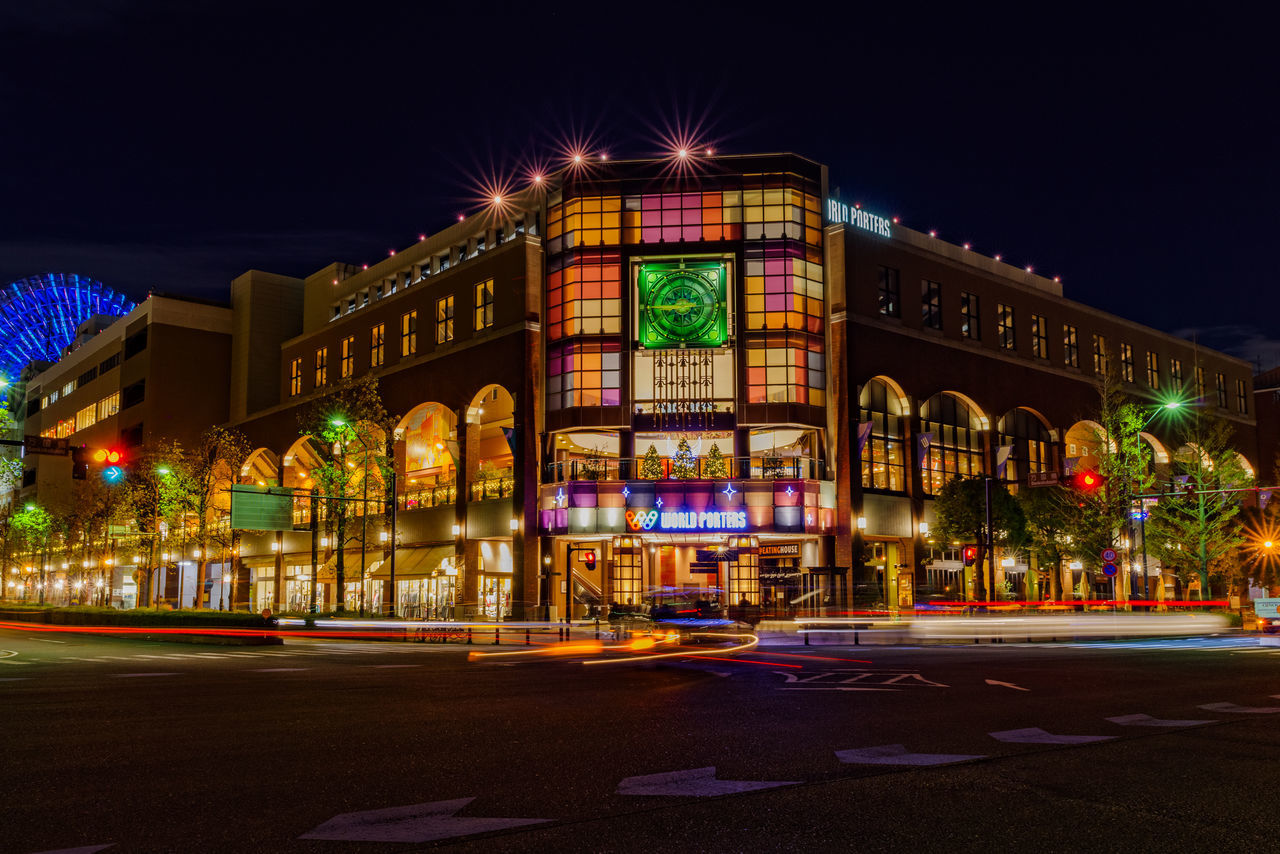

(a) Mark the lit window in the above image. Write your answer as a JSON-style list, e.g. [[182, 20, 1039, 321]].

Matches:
[[436, 296, 454, 344], [1146, 351, 1159, 388], [1030, 314, 1047, 359], [290, 358, 303, 396], [96, 392, 119, 420], [1120, 343, 1134, 383], [1092, 334, 1107, 375], [997, 304, 1016, 351], [75, 403, 96, 432], [1236, 378, 1248, 414], [1170, 358, 1183, 389], [1063, 324, 1079, 368], [1195, 365, 1206, 399], [1216, 372, 1227, 407], [960, 292, 980, 340], [859, 379, 905, 491], [340, 336, 355, 378], [401, 311, 417, 357], [920, 393, 985, 495], [370, 323, 385, 368], [921, 280, 942, 330], [314, 347, 328, 388], [745, 344, 825, 406], [474, 279, 494, 330]]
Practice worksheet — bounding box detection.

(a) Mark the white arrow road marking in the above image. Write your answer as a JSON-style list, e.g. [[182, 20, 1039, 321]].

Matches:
[[29, 845, 115, 853], [836, 744, 986, 766], [985, 679, 1029, 691], [1198, 702, 1280, 714], [616, 767, 800, 797], [299, 797, 549, 843], [990, 727, 1116, 745], [1106, 714, 1216, 727]]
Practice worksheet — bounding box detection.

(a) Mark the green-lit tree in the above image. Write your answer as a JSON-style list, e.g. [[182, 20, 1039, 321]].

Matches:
[[704, 443, 728, 479], [1017, 485, 1081, 600], [933, 476, 1026, 601], [640, 444, 663, 480], [11, 503, 54, 605], [1146, 414, 1252, 599], [671, 437, 696, 479]]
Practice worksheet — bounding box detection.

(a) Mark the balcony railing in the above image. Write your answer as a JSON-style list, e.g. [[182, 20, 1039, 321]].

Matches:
[[543, 455, 828, 484], [470, 475, 515, 501]]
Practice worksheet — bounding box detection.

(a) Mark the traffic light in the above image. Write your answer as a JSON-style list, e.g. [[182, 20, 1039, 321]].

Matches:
[[583, 550, 597, 571], [88, 447, 126, 484], [92, 448, 124, 465], [1072, 470, 1106, 492], [962, 546, 978, 567], [71, 445, 88, 480]]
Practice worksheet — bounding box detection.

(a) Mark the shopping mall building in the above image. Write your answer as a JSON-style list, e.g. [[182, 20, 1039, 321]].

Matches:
[[18, 153, 1260, 616]]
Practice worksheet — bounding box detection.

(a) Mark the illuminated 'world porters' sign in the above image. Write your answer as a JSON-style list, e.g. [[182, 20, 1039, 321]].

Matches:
[[826, 199, 892, 238], [626, 509, 748, 532]]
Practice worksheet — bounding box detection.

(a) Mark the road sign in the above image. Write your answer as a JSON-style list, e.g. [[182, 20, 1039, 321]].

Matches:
[[1102, 562, 1118, 577], [23, 435, 70, 456], [1028, 471, 1061, 488], [229, 485, 297, 531], [1100, 548, 1118, 563], [688, 562, 720, 573]]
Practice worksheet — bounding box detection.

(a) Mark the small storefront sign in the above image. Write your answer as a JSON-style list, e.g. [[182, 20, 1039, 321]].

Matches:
[[760, 543, 800, 557]]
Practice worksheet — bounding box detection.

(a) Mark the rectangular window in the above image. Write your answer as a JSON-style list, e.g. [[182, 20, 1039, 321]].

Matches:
[[400, 311, 417, 357], [877, 266, 900, 318], [1092, 334, 1107, 374], [1236, 378, 1248, 414], [370, 323, 385, 368], [436, 296, 454, 343], [1170, 358, 1183, 389], [290, 357, 303, 396], [124, 328, 148, 359], [43, 390, 59, 408], [99, 352, 120, 373], [75, 403, 96, 432], [77, 367, 98, 387], [921, 280, 942, 330], [1216, 372, 1227, 407], [314, 348, 328, 388], [340, 336, 355, 378], [960, 292, 980, 340], [96, 391, 119, 420], [62, 381, 75, 397], [1063, 324, 1079, 367], [474, 279, 494, 329], [997, 303, 1016, 350], [1195, 365, 1206, 399], [1146, 351, 1159, 388], [1120, 343, 1134, 382], [1030, 314, 1047, 359]]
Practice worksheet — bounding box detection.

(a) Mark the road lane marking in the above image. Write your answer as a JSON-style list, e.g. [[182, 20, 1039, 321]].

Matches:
[[990, 727, 1116, 744], [299, 798, 549, 843], [985, 679, 1029, 691], [253, 668, 310, 672], [112, 673, 180, 678], [617, 767, 800, 797], [1105, 714, 1216, 727], [836, 744, 986, 766], [29, 637, 68, 643], [28, 844, 116, 853], [367, 664, 422, 668], [1198, 701, 1280, 714]]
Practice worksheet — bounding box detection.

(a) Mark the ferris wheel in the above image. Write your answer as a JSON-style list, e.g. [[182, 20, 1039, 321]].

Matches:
[[0, 273, 135, 385]]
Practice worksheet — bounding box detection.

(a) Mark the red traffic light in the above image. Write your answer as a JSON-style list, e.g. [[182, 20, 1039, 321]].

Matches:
[[1073, 470, 1105, 492], [962, 546, 978, 567], [583, 550, 597, 571]]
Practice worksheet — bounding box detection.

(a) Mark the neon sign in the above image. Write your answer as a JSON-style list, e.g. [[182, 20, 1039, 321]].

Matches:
[[626, 508, 748, 532], [826, 199, 892, 238]]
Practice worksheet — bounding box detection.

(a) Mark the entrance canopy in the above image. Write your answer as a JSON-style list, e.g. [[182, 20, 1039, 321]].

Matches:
[[371, 546, 455, 579]]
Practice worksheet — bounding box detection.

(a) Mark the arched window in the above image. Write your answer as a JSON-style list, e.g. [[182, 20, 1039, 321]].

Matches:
[[920, 393, 985, 495], [858, 379, 905, 491], [997, 408, 1053, 484]]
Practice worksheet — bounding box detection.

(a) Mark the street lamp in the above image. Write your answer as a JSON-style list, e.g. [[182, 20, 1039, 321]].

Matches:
[[1133, 398, 1188, 604]]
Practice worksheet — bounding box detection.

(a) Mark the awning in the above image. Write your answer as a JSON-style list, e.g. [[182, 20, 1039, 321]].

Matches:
[[318, 550, 385, 582], [371, 546, 456, 579]]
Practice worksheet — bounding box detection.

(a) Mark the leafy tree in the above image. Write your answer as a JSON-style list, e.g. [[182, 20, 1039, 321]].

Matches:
[[11, 503, 54, 604], [1146, 414, 1252, 599], [1017, 485, 1081, 600], [117, 444, 180, 608], [933, 475, 1026, 601], [297, 376, 394, 613]]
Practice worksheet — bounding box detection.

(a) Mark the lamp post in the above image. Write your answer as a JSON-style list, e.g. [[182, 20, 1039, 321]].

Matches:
[[1133, 400, 1183, 604]]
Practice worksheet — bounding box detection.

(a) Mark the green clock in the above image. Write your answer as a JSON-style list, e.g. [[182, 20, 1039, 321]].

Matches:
[[637, 262, 728, 348]]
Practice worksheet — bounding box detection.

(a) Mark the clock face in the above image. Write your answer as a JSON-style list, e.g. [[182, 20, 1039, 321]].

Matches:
[[637, 263, 727, 348]]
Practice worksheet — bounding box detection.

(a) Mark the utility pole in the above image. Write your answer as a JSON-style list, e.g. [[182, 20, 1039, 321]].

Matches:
[[308, 488, 319, 619]]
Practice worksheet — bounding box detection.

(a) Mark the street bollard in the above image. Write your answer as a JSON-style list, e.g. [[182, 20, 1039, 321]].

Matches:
[[494, 627, 500, 645], [467, 627, 473, 645], [525, 628, 531, 646], [594, 618, 600, 640], [804, 629, 810, 647], [853, 629, 859, 646]]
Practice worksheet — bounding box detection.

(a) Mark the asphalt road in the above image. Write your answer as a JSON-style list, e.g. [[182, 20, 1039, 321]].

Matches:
[[1, 628, 1278, 854]]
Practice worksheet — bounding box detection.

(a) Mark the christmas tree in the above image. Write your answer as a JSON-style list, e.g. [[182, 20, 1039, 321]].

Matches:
[[640, 444, 664, 480], [704, 442, 728, 479], [762, 450, 784, 479], [671, 437, 696, 479]]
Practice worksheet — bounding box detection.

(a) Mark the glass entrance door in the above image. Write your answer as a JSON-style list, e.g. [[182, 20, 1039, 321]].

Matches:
[[478, 574, 512, 620], [427, 576, 457, 620]]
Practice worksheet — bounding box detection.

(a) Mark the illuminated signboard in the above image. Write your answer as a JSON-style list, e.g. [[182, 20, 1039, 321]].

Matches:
[[826, 199, 892, 238], [625, 509, 748, 532], [637, 261, 728, 349]]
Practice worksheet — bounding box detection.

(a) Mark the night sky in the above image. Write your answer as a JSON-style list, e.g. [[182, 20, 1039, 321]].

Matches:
[[2, 2, 1275, 370]]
